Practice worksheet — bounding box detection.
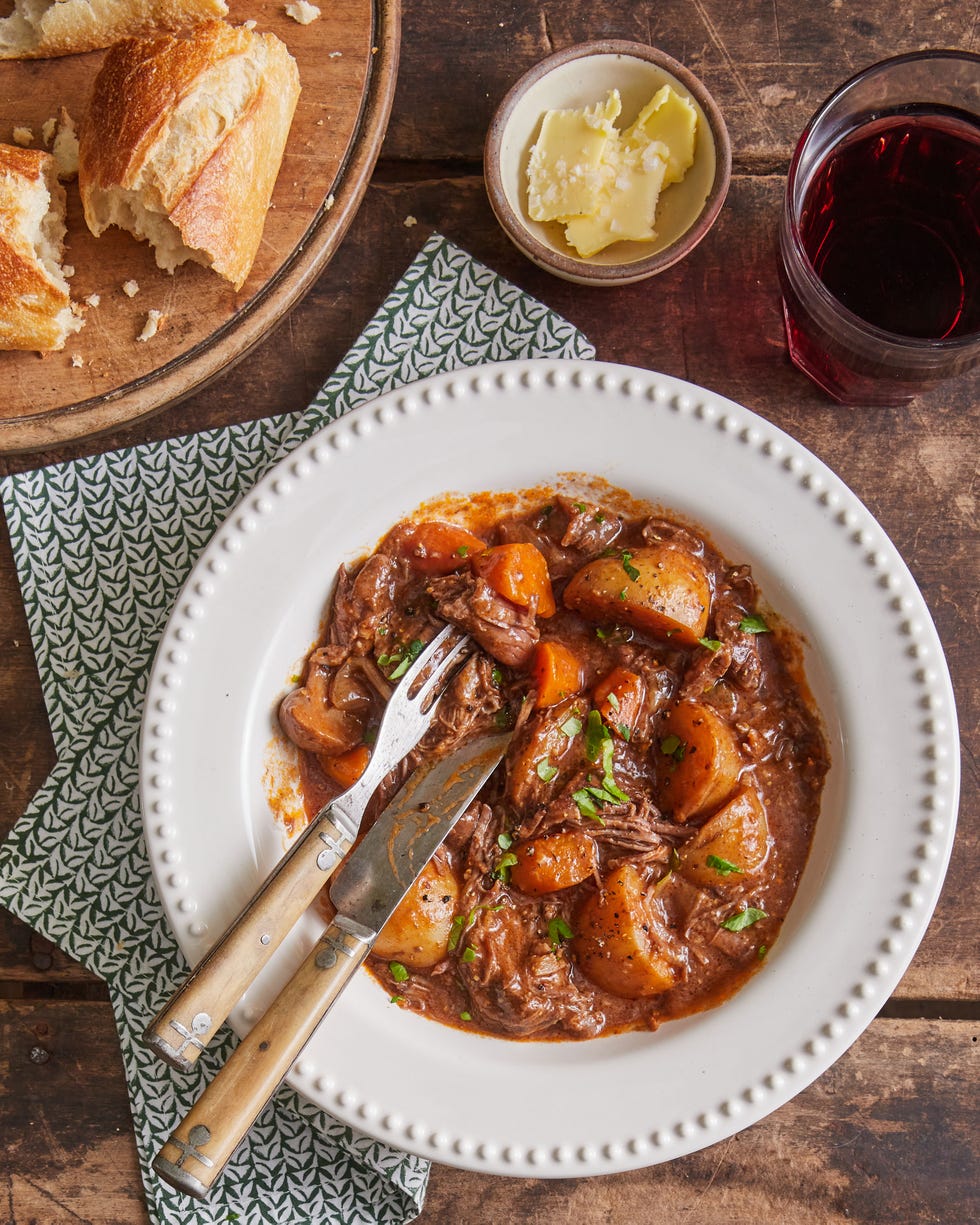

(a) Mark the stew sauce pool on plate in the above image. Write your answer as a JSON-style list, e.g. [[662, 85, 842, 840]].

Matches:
[[275, 486, 829, 1040]]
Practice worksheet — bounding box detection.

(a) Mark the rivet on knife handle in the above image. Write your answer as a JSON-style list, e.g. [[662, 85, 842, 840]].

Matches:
[[152, 915, 375, 1200], [142, 811, 354, 1072]]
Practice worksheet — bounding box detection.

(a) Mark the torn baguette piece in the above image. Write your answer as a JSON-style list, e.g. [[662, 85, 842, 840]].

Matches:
[[0, 0, 228, 60], [78, 19, 300, 292], [0, 143, 83, 351]]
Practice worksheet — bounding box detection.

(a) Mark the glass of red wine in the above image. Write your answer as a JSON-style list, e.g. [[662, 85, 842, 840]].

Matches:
[[779, 50, 980, 406]]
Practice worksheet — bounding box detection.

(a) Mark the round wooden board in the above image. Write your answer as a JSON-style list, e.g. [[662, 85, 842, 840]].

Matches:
[[0, 0, 400, 454]]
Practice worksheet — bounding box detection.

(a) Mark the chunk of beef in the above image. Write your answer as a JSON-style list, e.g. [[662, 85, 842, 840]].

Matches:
[[420, 654, 505, 755], [427, 573, 539, 666], [503, 696, 585, 816], [459, 897, 604, 1038], [323, 555, 415, 665], [555, 495, 624, 556]]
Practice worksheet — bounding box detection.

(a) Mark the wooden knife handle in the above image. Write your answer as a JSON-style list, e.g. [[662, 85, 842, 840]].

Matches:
[[143, 811, 353, 1072], [153, 915, 374, 1200]]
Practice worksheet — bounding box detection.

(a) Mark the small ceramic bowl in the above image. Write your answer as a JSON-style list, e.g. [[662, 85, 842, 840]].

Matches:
[[485, 41, 732, 286]]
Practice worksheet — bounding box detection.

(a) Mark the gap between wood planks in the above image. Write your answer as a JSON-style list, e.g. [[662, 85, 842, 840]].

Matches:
[[371, 152, 792, 183]]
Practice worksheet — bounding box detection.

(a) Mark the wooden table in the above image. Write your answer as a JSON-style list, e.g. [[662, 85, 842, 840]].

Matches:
[[2, 3, 977, 1221]]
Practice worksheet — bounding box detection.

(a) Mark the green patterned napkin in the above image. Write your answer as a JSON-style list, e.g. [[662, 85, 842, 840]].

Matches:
[[0, 235, 594, 1225]]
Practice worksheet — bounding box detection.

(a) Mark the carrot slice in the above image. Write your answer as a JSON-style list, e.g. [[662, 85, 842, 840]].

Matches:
[[397, 521, 487, 575], [471, 542, 556, 616], [510, 830, 597, 895], [321, 744, 371, 790], [593, 666, 646, 739], [530, 640, 583, 707]]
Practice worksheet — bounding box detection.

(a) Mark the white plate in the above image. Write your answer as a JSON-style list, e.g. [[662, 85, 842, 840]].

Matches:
[[140, 359, 959, 1177]]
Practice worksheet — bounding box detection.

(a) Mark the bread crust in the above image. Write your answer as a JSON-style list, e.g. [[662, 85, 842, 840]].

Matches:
[[0, 144, 80, 352], [79, 20, 301, 291], [0, 0, 228, 60]]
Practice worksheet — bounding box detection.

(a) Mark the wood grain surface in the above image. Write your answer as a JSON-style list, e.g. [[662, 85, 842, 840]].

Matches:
[[0, 0, 399, 452], [1, 1, 977, 1222]]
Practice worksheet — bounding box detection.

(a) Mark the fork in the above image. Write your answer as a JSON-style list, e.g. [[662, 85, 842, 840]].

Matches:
[[143, 624, 470, 1072]]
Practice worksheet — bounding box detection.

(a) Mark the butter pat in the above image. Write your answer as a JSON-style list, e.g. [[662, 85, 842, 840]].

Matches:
[[526, 83, 698, 257], [564, 139, 669, 257], [626, 84, 697, 184], [526, 91, 622, 221]]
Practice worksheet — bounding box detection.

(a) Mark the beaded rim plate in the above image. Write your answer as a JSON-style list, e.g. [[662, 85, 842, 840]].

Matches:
[[140, 359, 959, 1177]]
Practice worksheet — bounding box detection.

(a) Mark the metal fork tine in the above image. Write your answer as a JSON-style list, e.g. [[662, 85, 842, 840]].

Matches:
[[408, 631, 472, 708]]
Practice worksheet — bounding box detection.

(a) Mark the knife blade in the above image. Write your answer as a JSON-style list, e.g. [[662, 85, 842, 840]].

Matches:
[[153, 729, 512, 1200]]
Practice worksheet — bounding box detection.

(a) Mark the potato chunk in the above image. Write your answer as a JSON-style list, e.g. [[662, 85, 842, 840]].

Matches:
[[655, 700, 742, 821], [572, 864, 685, 998], [679, 787, 770, 887], [510, 830, 597, 895], [563, 544, 710, 646], [372, 853, 459, 969]]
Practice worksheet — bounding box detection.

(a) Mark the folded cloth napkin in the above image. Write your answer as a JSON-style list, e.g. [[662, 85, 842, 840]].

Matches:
[[0, 234, 594, 1225]]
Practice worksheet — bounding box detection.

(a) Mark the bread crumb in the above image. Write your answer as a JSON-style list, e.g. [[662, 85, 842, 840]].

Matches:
[[41, 117, 57, 146], [243, 18, 256, 28], [70, 354, 84, 368], [328, 50, 342, 58], [62, 265, 75, 278], [403, 215, 417, 228], [12, 127, 33, 147], [137, 310, 164, 342], [285, 1, 321, 23], [84, 293, 101, 308], [52, 109, 79, 180], [122, 279, 140, 297], [324, 193, 335, 210]]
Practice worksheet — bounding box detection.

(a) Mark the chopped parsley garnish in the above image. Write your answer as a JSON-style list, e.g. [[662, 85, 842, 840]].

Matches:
[[491, 665, 504, 686], [536, 757, 558, 782], [621, 550, 640, 582], [698, 637, 722, 651], [390, 994, 405, 1005], [659, 733, 686, 763], [617, 723, 632, 741], [494, 707, 514, 729], [573, 501, 587, 513], [494, 851, 519, 883], [497, 831, 513, 850], [584, 709, 606, 761], [572, 789, 605, 824], [380, 638, 425, 679], [461, 946, 477, 963], [706, 854, 743, 876], [459, 1010, 472, 1021], [605, 691, 620, 711], [455, 545, 470, 557], [449, 902, 506, 951], [739, 614, 770, 634], [547, 916, 574, 950], [758, 944, 768, 960], [595, 625, 633, 644], [720, 907, 767, 932], [389, 961, 410, 982], [561, 714, 583, 738]]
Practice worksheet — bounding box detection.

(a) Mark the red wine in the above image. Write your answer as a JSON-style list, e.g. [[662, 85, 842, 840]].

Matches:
[[798, 106, 980, 340]]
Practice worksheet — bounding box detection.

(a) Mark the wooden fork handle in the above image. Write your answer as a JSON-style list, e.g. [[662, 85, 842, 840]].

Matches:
[[143, 812, 353, 1072], [153, 915, 375, 1200]]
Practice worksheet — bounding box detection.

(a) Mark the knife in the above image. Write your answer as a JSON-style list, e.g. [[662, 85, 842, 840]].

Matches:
[[152, 729, 512, 1200], [143, 625, 470, 1073]]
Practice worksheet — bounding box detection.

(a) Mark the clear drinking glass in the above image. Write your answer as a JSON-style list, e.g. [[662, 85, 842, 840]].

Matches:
[[778, 50, 980, 407]]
